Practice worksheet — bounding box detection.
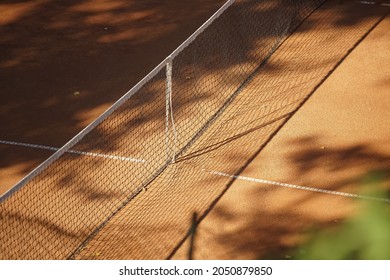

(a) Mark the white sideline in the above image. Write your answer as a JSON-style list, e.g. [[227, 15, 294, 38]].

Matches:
[[203, 169, 390, 203], [356, 1, 390, 7], [0, 140, 146, 163]]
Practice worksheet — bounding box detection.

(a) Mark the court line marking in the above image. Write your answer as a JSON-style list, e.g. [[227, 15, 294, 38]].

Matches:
[[356, 1, 390, 7], [0, 140, 146, 163], [203, 169, 390, 203]]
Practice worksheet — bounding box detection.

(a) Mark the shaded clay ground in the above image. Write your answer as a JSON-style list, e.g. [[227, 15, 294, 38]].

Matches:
[[0, 0, 226, 194]]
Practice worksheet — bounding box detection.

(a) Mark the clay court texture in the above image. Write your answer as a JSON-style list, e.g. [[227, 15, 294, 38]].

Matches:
[[0, 0, 389, 259]]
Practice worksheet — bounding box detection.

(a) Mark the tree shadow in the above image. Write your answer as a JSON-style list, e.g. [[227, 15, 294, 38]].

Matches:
[[288, 136, 390, 191], [0, 0, 227, 188]]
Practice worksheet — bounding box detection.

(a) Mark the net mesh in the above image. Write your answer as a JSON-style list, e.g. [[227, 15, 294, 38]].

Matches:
[[1, 0, 387, 259]]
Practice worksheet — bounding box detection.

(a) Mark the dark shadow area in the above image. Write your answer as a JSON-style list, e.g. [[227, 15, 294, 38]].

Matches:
[[194, 200, 349, 260], [287, 136, 390, 191], [0, 0, 389, 260], [0, 0, 226, 189]]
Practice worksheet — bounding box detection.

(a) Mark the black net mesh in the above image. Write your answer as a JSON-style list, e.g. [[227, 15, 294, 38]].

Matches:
[[1, 0, 388, 259]]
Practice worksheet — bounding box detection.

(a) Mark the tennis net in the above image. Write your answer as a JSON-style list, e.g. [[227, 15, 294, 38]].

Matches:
[[0, 0, 326, 259]]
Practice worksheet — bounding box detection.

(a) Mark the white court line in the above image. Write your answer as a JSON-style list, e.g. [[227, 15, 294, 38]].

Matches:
[[203, 169, 390, 203], [0, 140, 146, 163], [356, 1, 390, 7]]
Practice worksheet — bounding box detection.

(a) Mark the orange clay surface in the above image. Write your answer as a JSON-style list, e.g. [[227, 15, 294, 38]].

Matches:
[[0, 0, 389, 259]]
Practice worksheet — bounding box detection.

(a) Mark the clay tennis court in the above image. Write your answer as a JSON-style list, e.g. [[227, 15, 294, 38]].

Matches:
[[0, 0, 389, 259]]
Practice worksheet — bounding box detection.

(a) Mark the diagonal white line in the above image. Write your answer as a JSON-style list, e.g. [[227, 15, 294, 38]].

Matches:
[[0, 140, 146, 163], [203, 169, 390, 203]]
